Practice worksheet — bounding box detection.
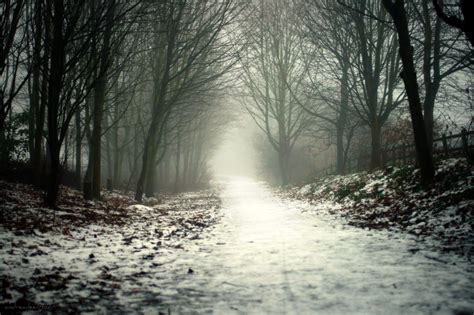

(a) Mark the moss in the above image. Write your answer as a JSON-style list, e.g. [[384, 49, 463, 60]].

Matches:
[[391, 165, 415, 182], [334, 180, 366, 201]]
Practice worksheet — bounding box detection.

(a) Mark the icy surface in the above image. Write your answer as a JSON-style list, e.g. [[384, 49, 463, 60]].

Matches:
[[2, 176, 474, 314], [151, 176, 474, 314]]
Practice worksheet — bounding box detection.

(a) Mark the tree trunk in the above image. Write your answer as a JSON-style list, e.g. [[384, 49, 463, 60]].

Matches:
[[46, 148, 61, 208], [421, 2, 442, 153], [32, 0, 46, 185], [91, 76, 105, 199], [174, 130, 182, 192], [145, 142, 163, 197], [63, 128, 69, 169], [135, 134, 153, 202], [424, 93, 435, 151], [278, 147, 290, 186], [163, 152, 170, 188], [182, 137, 191, 188], [33, 76, 47, 185], [75, 108, 82, 190], [28, 0, 41, 162], [135, 8, 178, 201], [370, 121, 382, 169], [83, 90, 94, 199], [28, 86, 36, 162], [336, 64, 349, 174], [336, 127, 345, 174], [382, 0, 434, 185], [191, 133, 203, 186], [45, 0, 65, 208], [145, 164, 156, 197], [112, 98, 121, 188], [90, 0, 114, 200], [432, 0, 474, 47], [83, 147, 93, 200]]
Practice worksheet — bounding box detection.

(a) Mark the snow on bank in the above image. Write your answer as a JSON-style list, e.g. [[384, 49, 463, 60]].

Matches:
[[288, 158, 474, 258], [0, 182, 221, 313]]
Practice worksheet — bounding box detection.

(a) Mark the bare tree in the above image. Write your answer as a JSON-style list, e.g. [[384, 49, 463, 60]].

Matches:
[[382, 0, 435, 185], [341, 0, 405, 169], [297, 0, 361, 174], [88, 0, 116, 199], [0, 0, 29, 139], [134, 0, 240, 201], [410, 0, 472, 149], [42, 0, 139, 207], [240, 0, 313, 185], [432, 0, 474, 46], [26, 0, 46, 182]]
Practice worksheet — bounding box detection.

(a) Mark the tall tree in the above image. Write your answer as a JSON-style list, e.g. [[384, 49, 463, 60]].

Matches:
[[344, 0, 404, 169], [80, 0, 143, 199], [0, 0, 29, 137], [382, 0, 435, 185], [241, 0, 312, 185], [90, 0, 116, 199], [42, 0, 135, 206], [134, 0, 240, 201], [298, 0, 359, 174], [28, 0, 46, 181], [411, 0, 472, 149]]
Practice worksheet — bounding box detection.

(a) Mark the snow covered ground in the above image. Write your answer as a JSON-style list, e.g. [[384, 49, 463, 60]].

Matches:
[[0, 188, 221, 313], [288, 158, 474, 258], [1, 176, 474, 314]]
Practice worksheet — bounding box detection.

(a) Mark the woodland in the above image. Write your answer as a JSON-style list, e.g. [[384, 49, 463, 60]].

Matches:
[[1, 0, 473, 313]]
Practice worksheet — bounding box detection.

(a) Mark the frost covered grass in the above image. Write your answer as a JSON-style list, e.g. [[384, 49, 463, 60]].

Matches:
[[0, 181, 221, 313], [288, 158, 474, 258]]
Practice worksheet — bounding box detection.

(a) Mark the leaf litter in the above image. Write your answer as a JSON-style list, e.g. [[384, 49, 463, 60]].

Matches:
[[0, 182, 221, 313]]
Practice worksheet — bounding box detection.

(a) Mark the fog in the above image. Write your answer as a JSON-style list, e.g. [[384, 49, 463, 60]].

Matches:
[[211, 116, 259, 178], [1, 0, 473, 313], [1, 0, 472, 200]]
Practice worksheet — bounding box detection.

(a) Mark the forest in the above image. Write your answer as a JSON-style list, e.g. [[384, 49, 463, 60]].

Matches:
[[1, 0, 473, 313]]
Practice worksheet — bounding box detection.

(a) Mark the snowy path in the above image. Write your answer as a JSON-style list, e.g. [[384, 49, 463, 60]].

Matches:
[[151, 176, 474, 314], [2, 177, 473, 314]]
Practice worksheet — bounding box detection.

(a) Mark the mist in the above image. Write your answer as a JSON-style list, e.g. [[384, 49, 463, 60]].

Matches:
[[211, 115, 259, 179], [1, 0, 473, 313]]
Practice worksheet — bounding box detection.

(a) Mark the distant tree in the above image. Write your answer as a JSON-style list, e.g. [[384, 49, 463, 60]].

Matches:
[[297, 0, 361, 174], [345, 0, 405, 170], [134, 0, 240, 201], [26, 0, 46, 182], [324, 0, 406, 170], [240, 0, 313, 185], [81, 0, 143, 200], [88, 0, 116, 200], [0, 0, 29, 143]]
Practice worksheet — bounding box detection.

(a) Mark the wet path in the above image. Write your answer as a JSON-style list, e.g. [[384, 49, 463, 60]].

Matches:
[[150, 177, 474, 314]]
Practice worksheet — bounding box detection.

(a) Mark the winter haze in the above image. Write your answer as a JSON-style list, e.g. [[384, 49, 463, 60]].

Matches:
[[0, 0, 473, 313]]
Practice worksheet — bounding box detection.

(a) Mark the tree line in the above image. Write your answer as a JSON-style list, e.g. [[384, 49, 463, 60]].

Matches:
[[1, 0, 472, 207], [239, 0, 472, 185], [0, 0, 242, 207]]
